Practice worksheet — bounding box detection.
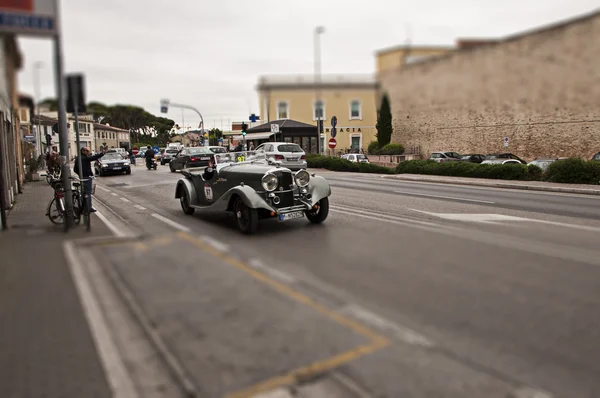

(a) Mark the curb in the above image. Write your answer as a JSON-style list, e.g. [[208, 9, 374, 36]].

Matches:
[[382, 175, 600, 196]]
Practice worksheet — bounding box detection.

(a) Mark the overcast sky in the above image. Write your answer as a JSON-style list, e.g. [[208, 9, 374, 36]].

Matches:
[[17, 0, 598, 130]]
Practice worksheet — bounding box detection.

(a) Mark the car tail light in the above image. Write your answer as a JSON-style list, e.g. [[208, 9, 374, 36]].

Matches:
[[274, 155, 284, 160], [190, 157, 199, 162], [300, 155, 306, 160]]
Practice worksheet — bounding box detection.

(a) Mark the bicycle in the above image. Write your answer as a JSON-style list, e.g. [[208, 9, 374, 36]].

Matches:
[[44, 173, 82, 229], [71, 175, 96, 232]]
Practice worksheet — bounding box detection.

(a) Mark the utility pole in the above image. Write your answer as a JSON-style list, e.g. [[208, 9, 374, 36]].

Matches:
[[314, 26, 325, 155]]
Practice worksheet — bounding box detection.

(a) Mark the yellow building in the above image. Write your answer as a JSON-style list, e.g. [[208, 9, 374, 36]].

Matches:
[[257, 75, 379, 153]]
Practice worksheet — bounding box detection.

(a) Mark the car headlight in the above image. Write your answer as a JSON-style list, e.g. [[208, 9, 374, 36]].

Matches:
[[124, 161, 130, 165], [261, 173, 278, 191], [294, 170, 310, 187], [101, 164, 108, 168]]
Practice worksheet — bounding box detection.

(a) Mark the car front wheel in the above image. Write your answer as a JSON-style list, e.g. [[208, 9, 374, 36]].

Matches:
[[180, 189, 195, 215], [305, 197, 329, 224], [234, 197, 258, 234]]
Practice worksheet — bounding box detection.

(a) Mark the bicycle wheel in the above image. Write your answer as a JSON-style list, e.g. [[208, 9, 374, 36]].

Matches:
[[72, 192, 82, 225], [83, 193, 91, 232], [47, 196, 64, 225]]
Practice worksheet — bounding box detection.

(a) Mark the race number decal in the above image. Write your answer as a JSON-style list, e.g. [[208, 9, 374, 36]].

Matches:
[[204, 184, 213, 201], [237, 155, 245, 162]]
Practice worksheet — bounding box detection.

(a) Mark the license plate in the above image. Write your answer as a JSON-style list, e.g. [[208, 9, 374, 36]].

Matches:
[[112, 167, 122, 170], [200, 157, 210, 160], [279, 211, 304, 221], [288, 157, 298, 161]]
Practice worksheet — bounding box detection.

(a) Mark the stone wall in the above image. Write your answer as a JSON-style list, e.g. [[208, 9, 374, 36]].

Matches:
[[379, 11, 600, 161]]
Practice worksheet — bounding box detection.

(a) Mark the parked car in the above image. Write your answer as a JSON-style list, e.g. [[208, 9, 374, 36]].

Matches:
[[528, 158, 558, 171], [429, 152, 462, 162], [460, 154, 486, 163], [592, 152, 600, 161], [169, 147, 214, 172], [481, 153, 527, 165], [207, 146, 228, 154], [341, 153, 370, 163], [253, 142, 307, 171], [174, 151, 331, 234], [94, 152, 131, 176]]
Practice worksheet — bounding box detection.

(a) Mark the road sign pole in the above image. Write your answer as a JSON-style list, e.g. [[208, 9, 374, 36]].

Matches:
[[53, 9, 75, 229]]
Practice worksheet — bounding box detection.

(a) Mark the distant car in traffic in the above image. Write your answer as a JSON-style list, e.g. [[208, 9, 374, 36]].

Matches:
[[161, 147, 180, 164], [95, 152, 131, 176], [528, 158, 559, 171], [592, 152, 600, 161], [207, 146, 227, 154], [253, 142, 307, 171], [429, 152, 462, 162], [169, 147, 214, 172]]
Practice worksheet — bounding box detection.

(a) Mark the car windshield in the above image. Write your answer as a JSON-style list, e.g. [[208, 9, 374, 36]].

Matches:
[[445, 152, 461, 158], [356, 154, 367, 159], [593, 153, 600, 160], [103, 154, 123, 161], [166, 149, 179, 154], [486, 154, 510, 159], [209, 147, 227, 153], [277, 144, 303, 153]]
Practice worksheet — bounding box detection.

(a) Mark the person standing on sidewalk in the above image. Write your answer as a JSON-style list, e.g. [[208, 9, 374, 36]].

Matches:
[[73, 147, 105, 212]]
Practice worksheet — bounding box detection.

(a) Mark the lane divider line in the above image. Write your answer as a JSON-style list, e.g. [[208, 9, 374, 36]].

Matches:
[[120, 197, 130, 203], [96, 186, 110, 193], [200, 235, 230, 252], [393, 190, 495, 204], [111, 192, 118, 196], [248, 258, 297, 284], [95, 210, 129, 238], [133, 204, 146, 211], [151, 213, 191, 232]]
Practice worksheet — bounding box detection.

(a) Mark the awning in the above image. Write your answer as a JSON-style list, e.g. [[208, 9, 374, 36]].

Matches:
[[232, 132, 274, 141]]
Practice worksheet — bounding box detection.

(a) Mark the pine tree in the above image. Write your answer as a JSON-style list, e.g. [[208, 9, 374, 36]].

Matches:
[[376, 94, 393, 147]]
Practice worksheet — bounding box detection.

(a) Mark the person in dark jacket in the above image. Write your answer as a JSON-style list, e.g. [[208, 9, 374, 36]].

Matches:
[[74, 147, 104, 212], [144, 146, 155, 168]]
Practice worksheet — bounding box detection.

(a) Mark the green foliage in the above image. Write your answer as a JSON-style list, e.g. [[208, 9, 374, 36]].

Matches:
[[39, 98, 57, 111], [395, 160, 533, 180], [367, 141, 380, 155], [543, 158, 600, 184], [378, 143, 405, 155], [376, 94, 392, 147], [306, 154, 395, 174]]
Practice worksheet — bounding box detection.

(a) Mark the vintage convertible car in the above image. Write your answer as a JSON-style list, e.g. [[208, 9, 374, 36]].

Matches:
[[174, 151, 331, 234]]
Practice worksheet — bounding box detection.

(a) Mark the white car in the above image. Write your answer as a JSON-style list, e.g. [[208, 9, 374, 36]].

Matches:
[[253, 142, 307, 171], [342, 153, 369, 163]]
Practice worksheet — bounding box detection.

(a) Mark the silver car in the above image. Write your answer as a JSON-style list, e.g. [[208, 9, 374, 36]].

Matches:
[[161, 147, 180, 165], [254, 142, 307, 171]]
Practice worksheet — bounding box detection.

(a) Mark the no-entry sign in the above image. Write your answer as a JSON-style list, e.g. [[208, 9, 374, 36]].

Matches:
[[328, 138, 337, 149], [132, 147, 139, 155]]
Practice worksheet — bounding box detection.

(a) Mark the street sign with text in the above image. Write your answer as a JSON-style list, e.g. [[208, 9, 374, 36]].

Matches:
[[328, 138, 337, 149], [0, 0, 57, 36], [504, 137, 509, 147], [271, 123, 279, 134]]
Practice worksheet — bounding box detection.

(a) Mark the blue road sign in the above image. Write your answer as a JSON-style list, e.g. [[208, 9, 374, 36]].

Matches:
[[504, 137, 509, 142], [249, 114, 260, 123], [160, 106, 168, 113], [331, 116, 337, 127], [152, 146, 160, 154], [331, 127, 337, 138], [218, 138, 223, 143]]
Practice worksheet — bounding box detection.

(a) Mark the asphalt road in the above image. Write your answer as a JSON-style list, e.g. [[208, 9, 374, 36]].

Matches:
[[88, 164, 600, 398]]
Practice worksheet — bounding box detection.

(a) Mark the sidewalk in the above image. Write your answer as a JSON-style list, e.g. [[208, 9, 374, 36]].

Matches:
[[385, 174, 600, 195], [0, 180, 113, 398]]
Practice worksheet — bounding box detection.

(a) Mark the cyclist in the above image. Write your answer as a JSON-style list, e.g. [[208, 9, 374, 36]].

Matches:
[[73, 146, 105, 212]]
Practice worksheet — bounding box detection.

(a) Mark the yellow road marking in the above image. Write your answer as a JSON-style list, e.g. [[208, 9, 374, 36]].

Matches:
[[177, 231, 391, 397]]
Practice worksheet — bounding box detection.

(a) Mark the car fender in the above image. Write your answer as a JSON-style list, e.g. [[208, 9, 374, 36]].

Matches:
[[174, 178, 197, 205], [306, 175, 331, 206], [221, 185, 273, 212]]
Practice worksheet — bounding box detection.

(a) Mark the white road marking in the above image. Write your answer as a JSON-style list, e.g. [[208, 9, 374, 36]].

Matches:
[[111, 192, 118, 196], [119, 197, 130, 203], [122, 180, 178, 189], [200, 235, 230, 252], [133, 204, 146, 211], [248, 259, 297, 284], [340, 304, 434, 347], [96, 186, 110, 192], [410, 209, 600, 232], [151, 213, 191, 232], [511, 387, 554, 398], [95, 210, 129, 237], [63, 241, 139, 397], [394, 190, 495, 204]]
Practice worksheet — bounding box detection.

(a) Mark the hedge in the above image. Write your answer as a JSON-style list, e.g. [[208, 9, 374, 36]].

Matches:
[[306, 154, 395, 174], [544, 158, 600, 184], [367, 141, 405, 155], [395, 160, 541, 181]]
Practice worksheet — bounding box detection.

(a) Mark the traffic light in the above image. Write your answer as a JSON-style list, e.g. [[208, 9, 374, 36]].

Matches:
[[241, 122, 248, 136]]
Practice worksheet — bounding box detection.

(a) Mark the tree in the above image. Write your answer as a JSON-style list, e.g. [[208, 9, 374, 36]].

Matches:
[[39, 98, 58, 111], [376, 94, 393, 147]]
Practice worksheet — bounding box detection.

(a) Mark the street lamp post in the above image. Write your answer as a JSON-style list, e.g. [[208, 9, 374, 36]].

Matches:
[[314, 26, 325, 155], [33, 61, 43, 156]]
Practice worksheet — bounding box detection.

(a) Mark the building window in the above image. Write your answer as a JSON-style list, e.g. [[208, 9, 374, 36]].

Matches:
[[313, 100, 325, 121], [350, 134, 362, 151], [276, 101, 289, 119], [349, 100, 362, 120]]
